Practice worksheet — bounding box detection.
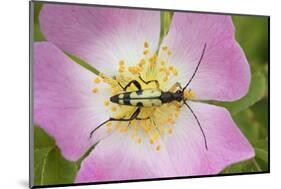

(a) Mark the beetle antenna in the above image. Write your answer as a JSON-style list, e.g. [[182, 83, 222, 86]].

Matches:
[[183, 43, 207, 91], [183, 100, 208, 150]]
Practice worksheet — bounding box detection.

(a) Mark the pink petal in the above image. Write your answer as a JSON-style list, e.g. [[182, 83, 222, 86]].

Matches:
[[34, 42, 112, 161], [40, 4, 160, 76], [162, 101, 255, 175], [162, 13, 250, 101], [75, 101, 254, 182], [75, 131, 177, 183]]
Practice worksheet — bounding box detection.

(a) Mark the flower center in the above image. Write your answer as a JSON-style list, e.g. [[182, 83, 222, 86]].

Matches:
[[92, 41, 196, 151]]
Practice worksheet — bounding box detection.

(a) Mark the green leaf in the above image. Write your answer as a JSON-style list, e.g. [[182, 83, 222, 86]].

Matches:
[[233, 109, 260, 144], [41, 147, 77, 185], [158, 11, 173, 51], [221, 138, 269, 174], [250, 99, 269, 139], [218, 72, 266, 115], [65, 52, 100, 75], [34, 147, 52, 185], [232, 16, 268, 64], [254, 138, 269, 171], [33, 2, 45, 41], [34, 126, 55, 149], [221, 159, 256, 174], [34, 126, 77, 186]]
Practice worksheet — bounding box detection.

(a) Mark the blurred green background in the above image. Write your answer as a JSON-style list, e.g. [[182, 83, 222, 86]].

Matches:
[[33, 2, 269, 186]]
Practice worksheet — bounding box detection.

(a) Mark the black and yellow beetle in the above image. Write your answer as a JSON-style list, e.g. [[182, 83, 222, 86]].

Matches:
[[90, 43, 208, 150]]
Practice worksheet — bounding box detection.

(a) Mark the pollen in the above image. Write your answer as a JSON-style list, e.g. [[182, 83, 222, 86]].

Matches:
[[167, 117, 175, 124], [167, 128, 173, 134], [144, 41, 149, 48], [92, 88, 98, 93], [94, 77, 101, 83], [156, 145, 161, 151], [119, 60, 125, 66], [111, 106, 117, 112], [162, 46, 168, 51], [104, 100, 110, 106], [184, 90, 196, 100], [118, 67, 125, 73], [128, 66, 140, 74], [139, 59, 146, 66], [94, 40, 187, 153], [121, 126, 128, 133], [143, 50, 149, 55], [137, 138, 142, 144]]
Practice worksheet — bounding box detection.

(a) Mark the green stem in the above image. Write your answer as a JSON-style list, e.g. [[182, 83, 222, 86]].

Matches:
[[75, 142, 98, 170], [252, 158, 262, 172], [65, 52, 100, 75]]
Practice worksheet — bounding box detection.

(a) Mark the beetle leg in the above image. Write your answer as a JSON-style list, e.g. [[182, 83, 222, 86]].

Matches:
[[118, 80, 142, 91], [138, 73, 160, 89], [168, 82, 182, 92], [89, 108, 141, 138]]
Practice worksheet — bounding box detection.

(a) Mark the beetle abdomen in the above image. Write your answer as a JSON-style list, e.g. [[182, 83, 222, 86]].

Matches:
[[110, 89, 162, 107]]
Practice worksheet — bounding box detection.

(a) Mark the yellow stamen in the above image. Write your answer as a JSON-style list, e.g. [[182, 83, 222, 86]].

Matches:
[[111, 106, 117, 112], [143, 50, 149, 55], [156, 145, 161, 151], [144, 41, 149, 48], [92, 88, 98, 93], [104, 100, 110, 106], [94, 77, 101, 84], [137, 138, 142, 144], [128, 66, 140, 74], [162, 46, 168, 51], [184, 90, 196, 100], [119, 60, 125, 66], [118, 67, 125, 73], [167, 128, 173, 134], [149, 139, 154, 144]]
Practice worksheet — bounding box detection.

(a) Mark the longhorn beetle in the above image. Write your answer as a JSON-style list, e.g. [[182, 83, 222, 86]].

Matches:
[[90, 43, 208, 150]]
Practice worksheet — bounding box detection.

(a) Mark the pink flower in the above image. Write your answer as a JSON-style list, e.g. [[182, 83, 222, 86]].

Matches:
[[34, 4, 254, 183]]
